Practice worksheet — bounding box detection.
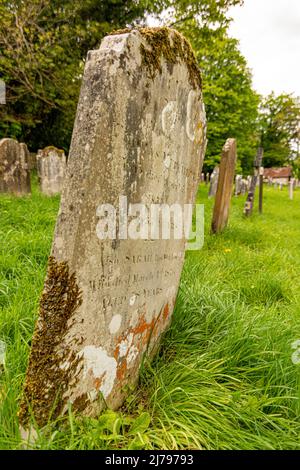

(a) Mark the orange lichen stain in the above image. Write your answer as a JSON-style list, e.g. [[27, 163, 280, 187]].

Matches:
[[131, 314, 155, 337], [94, 376, 103, 390], [163, 303, 169, 321], [113, 302, 173, 385], [114, 344, 120, 360], [116, 358, 128, 381]]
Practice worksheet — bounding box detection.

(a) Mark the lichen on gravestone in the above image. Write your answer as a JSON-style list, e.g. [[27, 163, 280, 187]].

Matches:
[[18, 257, 83, 427], [20, 27, 207, 428]]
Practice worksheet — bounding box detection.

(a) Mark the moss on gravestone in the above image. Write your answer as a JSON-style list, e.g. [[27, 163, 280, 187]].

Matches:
[[109, 27, 202, 90], [18, 257, 83, 428]]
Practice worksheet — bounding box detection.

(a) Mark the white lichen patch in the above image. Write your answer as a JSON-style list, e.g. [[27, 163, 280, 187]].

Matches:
[[163, 154, 171, 169], [118, 333, 134, 358], [109, 314, 122, 334], [80, 345, 117, 399], [186, 90, 200, 141], [162, 101, 177, 137], [127, 345, 139, 365]]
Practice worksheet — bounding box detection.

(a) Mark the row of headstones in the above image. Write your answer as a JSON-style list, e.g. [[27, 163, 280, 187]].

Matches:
[[208, 169, 299, 199], [270, 179, 300, 190], [207, 169, 251, 198], [0, 138, 66, 196]]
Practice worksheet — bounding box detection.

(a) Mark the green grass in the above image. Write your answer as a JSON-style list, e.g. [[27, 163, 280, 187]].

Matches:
[[0, 176, 300, 449]]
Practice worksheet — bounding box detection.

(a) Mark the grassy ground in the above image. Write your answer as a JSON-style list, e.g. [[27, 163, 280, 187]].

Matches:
[[0, 176, 300, 449]]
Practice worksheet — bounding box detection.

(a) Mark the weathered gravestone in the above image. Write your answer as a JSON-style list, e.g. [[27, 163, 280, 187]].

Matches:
[[37, 147, 67, 196], [19, 27, 207, 429], [241, 179, 248, 195], [235, 175, 243, 196], [208, 166, 219, 197], [244, 148, 263, 217], [211, 138, 237, 234], [0, 138, 31, 195]]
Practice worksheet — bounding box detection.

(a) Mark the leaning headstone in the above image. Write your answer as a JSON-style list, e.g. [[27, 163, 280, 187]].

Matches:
[[235, 175, 243, 196], [0, 138, 31, 195], [241, 178, 248, 195], [37, 146, 67, 195], [258, 166, 264, 214], [208, 166, 219, 197], [244, 148, 263, 217], [211, 139, 237, 233], [19, 27, 207, 430]]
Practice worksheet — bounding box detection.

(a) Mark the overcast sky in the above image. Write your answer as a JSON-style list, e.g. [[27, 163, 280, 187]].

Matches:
[[228, 0, 300, 97]]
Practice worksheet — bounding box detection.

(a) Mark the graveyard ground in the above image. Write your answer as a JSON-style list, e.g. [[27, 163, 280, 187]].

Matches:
[[0, 175, 300, 450]]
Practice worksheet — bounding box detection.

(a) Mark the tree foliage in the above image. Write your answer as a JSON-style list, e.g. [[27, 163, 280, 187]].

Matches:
[[0, 0, 150, 150], [179, 22, 259, 173], [259, 93, 300, 168], [0, 0, 251, 158]]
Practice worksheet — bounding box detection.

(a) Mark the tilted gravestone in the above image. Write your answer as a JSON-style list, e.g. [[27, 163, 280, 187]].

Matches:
[[37, 146, 67, 195], [235, 175, 243, 196], [241, 178, 248, 195], [244, 148, 263, 217], [19, 27, 207, 430], [0, 138, 31, 195], [208, 166, 219, 197], [211, 138, 237, 234]]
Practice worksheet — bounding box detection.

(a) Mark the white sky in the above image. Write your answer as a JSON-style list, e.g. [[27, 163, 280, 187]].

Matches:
[[228, 0, 300, 97]]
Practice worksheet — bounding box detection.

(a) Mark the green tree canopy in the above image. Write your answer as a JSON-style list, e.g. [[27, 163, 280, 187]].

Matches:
[[180, 22, 259, 173], [0, 0, 245, 153], [259, 93, 300, 168]]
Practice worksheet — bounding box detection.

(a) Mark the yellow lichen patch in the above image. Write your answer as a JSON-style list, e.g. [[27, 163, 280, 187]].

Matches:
[[109, 27, 202, 90], [109, 28, 132, 36], [18, 257, 83, 428], [43, 146, 65, 156], [139, 27, 202, 90]]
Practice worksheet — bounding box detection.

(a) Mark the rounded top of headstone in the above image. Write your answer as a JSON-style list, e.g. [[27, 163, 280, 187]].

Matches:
[[0, 137, 19, 148], [0, 138, 20, 161], [106, 26, 202, 91], [37, 146, 65, 158]]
